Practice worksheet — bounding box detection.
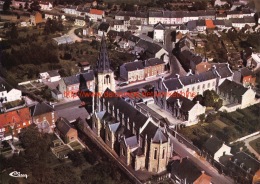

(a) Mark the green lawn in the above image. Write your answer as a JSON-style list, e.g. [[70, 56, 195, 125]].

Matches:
[[249, 137, 260, 155]]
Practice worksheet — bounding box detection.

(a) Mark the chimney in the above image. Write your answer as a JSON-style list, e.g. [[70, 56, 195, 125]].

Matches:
[[176, 74, 180, 78]]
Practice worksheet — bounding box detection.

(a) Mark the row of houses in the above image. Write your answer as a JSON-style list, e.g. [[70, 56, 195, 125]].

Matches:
[[120, 58, 166, 82], [113, 9, 256, 26], [10, 0, 53, 10]]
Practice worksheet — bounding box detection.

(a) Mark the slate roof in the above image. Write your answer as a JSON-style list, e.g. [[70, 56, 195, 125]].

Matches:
[[30, 102, 54, 117], [136, 39, 162, 55], [171, 158, 204, 183], [179, 70, 216, 86], [232, 152, 260, 174], [55, 117, 74, 136], [102, 88, 148, 130], [132, 147, 143, 156], [144, 58, 164, 67], [122, 60, 144, 71], [154, 22, 165, 30], [214, 63, 233, 78], [187, 20, 197, 31], [125, 135, 138, 148], [203, 136, 223, 156], [116, 11, 148, 18], [180, 50, 203, 65], [224, 20, 232, 27], [63, 70, 94, 86], [47, 70, 60, 77], [140, 121, 168, 143], [127, 34, 140, 43], [167, 92, 196, 112], [163, 78, 183, 91], [240, 67, 254, 76], [213, 20, 225, 26], [218, 79, 249, 98]]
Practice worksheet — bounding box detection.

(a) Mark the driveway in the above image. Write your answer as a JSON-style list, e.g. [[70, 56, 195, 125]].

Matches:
[[68, 27, 82, 43]]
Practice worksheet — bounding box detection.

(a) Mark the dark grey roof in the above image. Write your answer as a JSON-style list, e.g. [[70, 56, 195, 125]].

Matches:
[[224, 20, 232, 27], [197, 19, 206, 26], [179, 70, 216, 86], [163, 78, 183, 91], [171, 157, 204, 183], [109, 122, 120, 132], [218, 79, 248, 97], [47, 70, 60, 77], [243, 17, 255, 24], [180, 50, 203, 65], [240, 67, 254, 77], [123, 60, 144, 71], [102, 88, 148, 130], [136, 39, 162, 55], [127, 34, 140, 43], [203, 136, 223, 156], [55, 117, 74, 136], [116, 11, 148, 18], [197, 10, 215, 17], [98, 22, 110, 32], [154, 22, 165, 30], [167, 92, 195, 112], [145, 58, 164, 67], [232, 152, 260, 174], [132, 147, 143, 156], [125, 135, 138, 148], [30, 102, 54, 117], [214, 63, 233, 78], [187, 20, 197, 31], [230, 18, 245, 23], [140, 121, 168, 143], [213, 20, 225, 26], [63, 70, 94, 86]]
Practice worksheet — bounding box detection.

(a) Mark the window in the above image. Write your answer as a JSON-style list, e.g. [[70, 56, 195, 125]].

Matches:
[[202, 84, 205, 89], [197, 85, 200, 90], [208, 83, 210, 88], [162, 148, 165, 159], [154, 148, 158, 160]]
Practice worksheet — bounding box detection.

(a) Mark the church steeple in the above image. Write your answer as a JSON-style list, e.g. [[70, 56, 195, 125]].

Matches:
[[96, 33, 111, 73]]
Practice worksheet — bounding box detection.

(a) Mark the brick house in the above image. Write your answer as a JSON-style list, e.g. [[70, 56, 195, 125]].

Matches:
[[30, 102, 57, 128], [144, 58, 165, 78], [0, 107, 32, 140], [55, 117, 78, 143]]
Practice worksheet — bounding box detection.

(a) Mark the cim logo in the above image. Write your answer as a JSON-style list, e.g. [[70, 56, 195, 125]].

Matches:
[[9, 171, 28, 179]]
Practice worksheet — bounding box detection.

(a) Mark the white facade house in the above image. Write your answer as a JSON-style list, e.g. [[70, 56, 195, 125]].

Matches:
[[39, 2, 53, 10], [39, 70, 61, 82], [0, 84, 22, 103], [153, 22, 165, 44]]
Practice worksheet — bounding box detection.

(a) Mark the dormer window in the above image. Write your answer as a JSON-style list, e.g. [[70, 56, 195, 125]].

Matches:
[[247, 168, 251, 173], [240, 163, 244, 168], [234, 159, 237, 164]]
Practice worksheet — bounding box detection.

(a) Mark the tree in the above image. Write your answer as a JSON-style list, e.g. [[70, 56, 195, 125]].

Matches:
[[198, 114, 205, 123], [3, 0, 12, 11], [30, 1, 41, 11], [68, 150, 84, 167]]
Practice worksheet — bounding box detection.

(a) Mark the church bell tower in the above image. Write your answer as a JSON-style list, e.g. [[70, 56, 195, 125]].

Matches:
[[96, 33, 115, 95]]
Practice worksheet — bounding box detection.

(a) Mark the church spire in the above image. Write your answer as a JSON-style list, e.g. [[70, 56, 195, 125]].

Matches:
[[96, 33, 111, 73]]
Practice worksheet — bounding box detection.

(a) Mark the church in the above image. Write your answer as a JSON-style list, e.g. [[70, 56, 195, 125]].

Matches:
[[89, 34, 172, 173]]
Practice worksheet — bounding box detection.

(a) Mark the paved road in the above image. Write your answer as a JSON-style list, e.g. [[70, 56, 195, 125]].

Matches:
[[68, 27, 82, 42], [169, 134, 234, 184], [54, 99, 81, 110]]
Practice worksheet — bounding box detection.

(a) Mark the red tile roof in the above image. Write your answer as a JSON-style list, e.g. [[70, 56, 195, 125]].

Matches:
[[90, 9, 104, 15], [0, 107, 31, 129], [205, 20, 215, 29]]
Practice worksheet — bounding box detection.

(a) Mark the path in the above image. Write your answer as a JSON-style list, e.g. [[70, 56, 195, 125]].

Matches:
[[244, 134, 260, 160]]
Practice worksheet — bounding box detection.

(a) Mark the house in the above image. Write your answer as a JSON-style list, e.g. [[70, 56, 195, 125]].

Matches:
[[165, 92, 206, 125], [144, 58, 165, 78], [52, 35, 74, 45], [39, 70, 61, 82], [74, 17, 87, 27], [205, 19, 216, 30], [39, 1, 52, 10], [153, 22, 165, 44], [115, 11, 148, 25], [58, 70, 94, 98], [0, 107, 31, 140], [214, 0, 228, 7], [171, 157, 212, 184], [92, 88, 172, 173], [233, 67, 256, 87], [51, 89, 63, 100], [178, 49, 205, 72], [120, 60, 145, 82], [55, 117, 78, 143], [98, 22, 110, 37], [30, 11, 43, 26], [203, 136, 232, 162], [213, 20, 226, 30], [12, 0, 32, 9], [0, 83, 22, 103], [78, 61, 90, 72], [30, 102, 57, 128], [196, 19, 206, 32], [176, 24, 189, 34], [247, 53, 260, 71], [217, 79, 256, 109], [62, 5, 78, 15], [88, 9, 104, 22], [225, 152, 260, 184]]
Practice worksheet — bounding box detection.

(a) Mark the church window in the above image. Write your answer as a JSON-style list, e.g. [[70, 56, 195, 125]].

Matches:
[[154, 148, 158, 160], [162, 148, 165, 159]]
